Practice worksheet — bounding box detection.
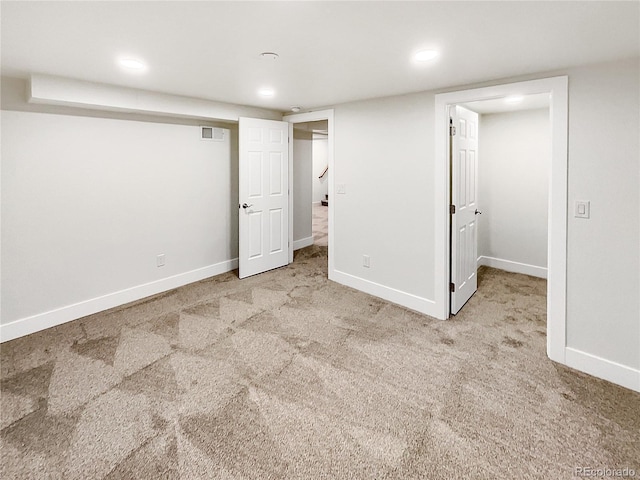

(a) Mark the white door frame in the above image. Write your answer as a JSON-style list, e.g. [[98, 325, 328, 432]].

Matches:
[[434, 76, 568, 364], [283, 109, 335, 276]]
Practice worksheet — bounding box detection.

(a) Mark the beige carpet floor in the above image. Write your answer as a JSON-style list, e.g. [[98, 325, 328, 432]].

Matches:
[[1, 245, 639, 479]]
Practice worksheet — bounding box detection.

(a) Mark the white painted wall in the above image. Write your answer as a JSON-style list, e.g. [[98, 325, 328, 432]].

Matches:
[[1, 109, 237, 324], [478, 108, 550, 276], [312, 135, 329, 204], [564, 60, 639, 372], [293, 129, 313, 245], [1, 78, 242, 337], [333, 92, 435, 306], [331, 58, 638, 386]]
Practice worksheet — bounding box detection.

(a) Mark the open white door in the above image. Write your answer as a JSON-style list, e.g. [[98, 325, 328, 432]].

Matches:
[[450, 105, 480, 314], [239, 117, 289, 279]]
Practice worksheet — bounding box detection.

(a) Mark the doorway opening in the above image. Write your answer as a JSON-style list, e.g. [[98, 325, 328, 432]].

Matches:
[[434, 77, 568, 365], [285, 110, 335, 276], [449, 96, 551, 315], [292, 120, 329, 249]]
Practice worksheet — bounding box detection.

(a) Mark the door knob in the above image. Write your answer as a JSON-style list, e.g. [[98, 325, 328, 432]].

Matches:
[[475, 209, 482, 215], [242, 203, 253, 209]]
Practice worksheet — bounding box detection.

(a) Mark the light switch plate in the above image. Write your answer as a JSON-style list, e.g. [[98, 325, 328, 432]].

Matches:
[[575, 201, 590, 219], [336, 184, 346, 194]]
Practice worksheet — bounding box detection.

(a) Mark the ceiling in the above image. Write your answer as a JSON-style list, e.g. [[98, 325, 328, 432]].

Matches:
[[2, 1, 639, 113], [462, 93, 550, 115]]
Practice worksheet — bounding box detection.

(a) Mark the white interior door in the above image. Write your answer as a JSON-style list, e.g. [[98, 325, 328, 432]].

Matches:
[[239, 117, 289, 279], [450, 105, 480, 314]]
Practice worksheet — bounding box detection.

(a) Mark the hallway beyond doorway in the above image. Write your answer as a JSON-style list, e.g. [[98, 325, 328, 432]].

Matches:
[[312, 203, 328, 247]]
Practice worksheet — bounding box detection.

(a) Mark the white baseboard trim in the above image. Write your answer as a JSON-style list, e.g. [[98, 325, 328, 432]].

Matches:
[[330, 269, 438, 318], [564, 347, 640, 393], [0, 258, 238, 343], [293, 236, 314, 251], [312, 201, 322, 206], [477, 255, 547, 279]]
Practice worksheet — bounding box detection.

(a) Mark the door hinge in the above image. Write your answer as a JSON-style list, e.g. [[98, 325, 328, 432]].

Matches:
[[450, 282, 455, 293], [450, 205, 456, 214], [449, 125, 456, 136]]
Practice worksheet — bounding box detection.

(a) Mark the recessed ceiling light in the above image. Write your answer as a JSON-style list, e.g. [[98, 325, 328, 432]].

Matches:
[[260, 52, 279, 60], [414, 49, 439, 62], [258, 88, 275, 97], [505, 95, 524, 104], [291, 106, 301, 113], [118, 57, 147, 71]]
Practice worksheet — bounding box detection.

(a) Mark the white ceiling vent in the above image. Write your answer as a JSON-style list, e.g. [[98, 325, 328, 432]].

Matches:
[[201, 126, 225, 141]]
